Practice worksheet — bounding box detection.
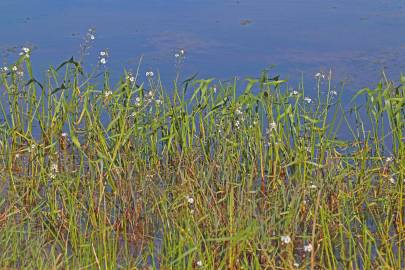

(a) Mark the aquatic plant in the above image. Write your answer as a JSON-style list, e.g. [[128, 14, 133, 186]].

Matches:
[[0, 52, 403, 269]]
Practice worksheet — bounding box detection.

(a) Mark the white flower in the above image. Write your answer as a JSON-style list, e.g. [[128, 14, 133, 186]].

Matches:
[[235, 120, 240, 129], [100, 51, 107, 56], [49, 173, 56, 179], [386, 156, 393, 163], [293, 262, 299, 268], [61, 132, 67, 137], [50, 162, 58, 173], [186, 196, 194, 204], [156, 99, 163, 105], [135, 97, 141, 107], [291, 90, 299, 96], [174, 53, 180, 58], [310, 184, 317, 189], [213, 87, 217, 93], [179, 49, 185, 55], [146, 71, 154, 77], [100, 58, 107, 64], [196, 260, 202, 267], [304, 243, 313, 252], [315, 72, 326, 79], [12, 66, 18, 71], [87, 28, 96, 40], [330, 90, 338, 96], [126, 73, 135, 83], [17, 71, 24, 77], [1, 66, 8, 72], [389, 177, 396, 184], [148, 90, 154, 97], [269, 121, 277, 131], [104, 90, 113, 98], [28, 143, 36, 153], [19, 47, 31, 58], [281, 235, 291, 244], [304, 97, 312, 103], [235, 107, 243, 116]]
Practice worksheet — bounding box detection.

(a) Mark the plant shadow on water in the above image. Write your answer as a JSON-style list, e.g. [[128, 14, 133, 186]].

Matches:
[[0, 44, 403, 269]]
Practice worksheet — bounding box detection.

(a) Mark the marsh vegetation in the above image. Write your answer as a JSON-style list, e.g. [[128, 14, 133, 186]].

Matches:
[[0, 48, 404, 269]]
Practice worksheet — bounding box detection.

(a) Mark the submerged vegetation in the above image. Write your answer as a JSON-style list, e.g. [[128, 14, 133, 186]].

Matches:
[[0, 49, 404, 269]]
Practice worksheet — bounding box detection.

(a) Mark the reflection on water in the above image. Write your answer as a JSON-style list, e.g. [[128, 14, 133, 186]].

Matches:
[[0, 0, 405, 90]]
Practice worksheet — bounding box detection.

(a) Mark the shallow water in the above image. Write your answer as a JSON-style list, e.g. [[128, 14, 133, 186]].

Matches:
[[1, 0, 405, 90]]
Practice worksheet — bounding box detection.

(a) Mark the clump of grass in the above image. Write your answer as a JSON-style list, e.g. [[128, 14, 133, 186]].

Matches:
[[0, 53, 403, 269]]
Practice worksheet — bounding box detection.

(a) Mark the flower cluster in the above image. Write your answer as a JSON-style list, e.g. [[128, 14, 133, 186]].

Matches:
[[126, 72, 135, 83], [0, 66, 8, 73], [86, 28, 96, 41], [186, 195, 194, 204], [99, 50, 109, 65], [19, 47, 31, 58], [268, 121, 277, 132], [174, 49, 185, 59], [133, 90, 162, 108], [146, 71, 154, 78], [304, 97, 312, 104], [304, 243, 313, 253], [265, 121, 278, 146], [28, 143, 36, 153], [155, 98, 163, 106], [315, 71, 330, 80], [146, 90, 154, 102], [281, 235, 291, 244], [235, 107, 243, 116], [235, 120, 241, 129], [104, 90, 113, 98], [134, 96, 141, 107], [79, 28, 96, 57], [49, 162, 59, 179], [290, 90, 299, 96], [8, 65, 24, 77], [175, 49, 186, 71], [234, 106, 246, 130]]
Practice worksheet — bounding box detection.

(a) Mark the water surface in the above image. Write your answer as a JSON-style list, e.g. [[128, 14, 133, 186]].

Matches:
[[1, 0, 405, 90]]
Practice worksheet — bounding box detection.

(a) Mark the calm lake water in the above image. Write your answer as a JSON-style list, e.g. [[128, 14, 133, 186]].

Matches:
[[1, 0, 405, 91]]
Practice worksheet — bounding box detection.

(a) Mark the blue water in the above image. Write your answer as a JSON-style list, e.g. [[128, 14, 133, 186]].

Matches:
[[1, 0, 405, 90]]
